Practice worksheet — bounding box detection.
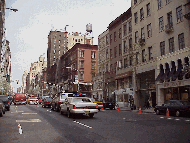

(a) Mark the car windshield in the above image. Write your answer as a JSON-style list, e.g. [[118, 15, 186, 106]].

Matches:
[[46, 98, 52, 101], [179, 101, 190, 105], [72, 98, 91, 103], [60, 94, 67, 99], [90, 98, 95, 102], [0, 95, 8, 100]]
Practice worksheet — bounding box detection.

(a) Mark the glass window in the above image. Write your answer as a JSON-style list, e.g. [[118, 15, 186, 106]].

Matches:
[[148, 46, 153, 60], [160, 41, 165, 56], [176, 6, 183, 22], [119, 44, 122, 56], [142, 49, 146, 62], [159, 16, 164, 32], [140, 8, 144, 20], [178, 33, 185, 50], [119, 28, 121, 38], [141, 27, 145, 39], [129, 21, 132, 33], [146, 3, 150, 16], [157, 0, 163, 9], [123, 41, 127, 53], [134, 12, 138, 23], [169, 37, 175, 53], [135, 31, 138, 43], [147, 24, 152, 37], [123, 24, 127, 36]]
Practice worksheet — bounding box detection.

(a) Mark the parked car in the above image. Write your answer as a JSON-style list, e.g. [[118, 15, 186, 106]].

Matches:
[[8, 95, 13, 105], [42, 97, 52, 108], [60, 97, 99, 118], [51, 92, 74, 112], [0, 99, 5, 117], [28, 97, 39, 105], [0, 95, 10, 111], [154, 100, 190, 117], [89, 98, 103, 111], [14, 93, 26, 105], [39, 96, 49, 104]]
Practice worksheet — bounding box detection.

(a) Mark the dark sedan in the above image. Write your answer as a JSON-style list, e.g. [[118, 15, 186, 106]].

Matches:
[[42, 97, 52, 108], [154, 100, 190, 117], [0, 95, 10, 111], [0, 99, 5, 117]]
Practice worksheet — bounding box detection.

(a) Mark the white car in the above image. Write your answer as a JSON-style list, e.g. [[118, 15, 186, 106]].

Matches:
[[60, 97, 99, 118], [28, 97, 39, 105]]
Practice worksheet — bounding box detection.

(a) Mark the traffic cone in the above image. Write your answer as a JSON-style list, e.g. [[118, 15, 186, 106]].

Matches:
[[166, 108, 170, 117], [117, 107, 120, 111], [138, 106, 142, 113], [101, 107, 104, 110]]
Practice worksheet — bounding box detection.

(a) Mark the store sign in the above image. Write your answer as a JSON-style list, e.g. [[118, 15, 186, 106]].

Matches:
[[163, 81, 184, 88], [75, 75, 78, 82]]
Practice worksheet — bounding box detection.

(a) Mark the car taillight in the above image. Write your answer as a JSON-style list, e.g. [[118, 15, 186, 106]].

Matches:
[[73, 105, 76, 109], [58, 101, 62, 104], [96, 104, 98, 109], [100, 103, 103, 105], [8, 100, 10, 103], [45, 101, 50, 103]]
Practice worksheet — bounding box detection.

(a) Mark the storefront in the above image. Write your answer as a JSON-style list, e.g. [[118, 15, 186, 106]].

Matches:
[[157, 80, 190, 106], [114, 88, 133, 107]]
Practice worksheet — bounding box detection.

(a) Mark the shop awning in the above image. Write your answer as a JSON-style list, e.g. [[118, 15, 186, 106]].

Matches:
[[155, 72, 164, 81], [115, 88, 133, 95], [160, 70, 170, 81], [166, 68, 175, 80], [173, 67, 182, 78]]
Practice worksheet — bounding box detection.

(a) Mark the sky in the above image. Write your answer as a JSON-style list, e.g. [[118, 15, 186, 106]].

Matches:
[[5, 0, 131, 92]]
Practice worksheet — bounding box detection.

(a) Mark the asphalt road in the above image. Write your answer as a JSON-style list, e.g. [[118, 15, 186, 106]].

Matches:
[[0, 104, 190, 143]]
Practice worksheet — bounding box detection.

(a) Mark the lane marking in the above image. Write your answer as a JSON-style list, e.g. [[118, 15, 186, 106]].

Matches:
[[16, 119, 41, 122], [160, 117, 164, 119], [11, 111, 24, 113], [167, 118, 172, 120], [22, 113, 37, 115], [72, 120, 93, 129], [175, 119, 180, 121], [185, 120, 190, 122]]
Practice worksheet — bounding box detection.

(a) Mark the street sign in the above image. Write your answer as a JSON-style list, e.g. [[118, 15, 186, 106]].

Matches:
[[75, 75, 78, 82]]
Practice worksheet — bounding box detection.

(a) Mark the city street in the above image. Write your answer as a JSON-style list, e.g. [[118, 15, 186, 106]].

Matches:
[[0, 104, 190, 143]]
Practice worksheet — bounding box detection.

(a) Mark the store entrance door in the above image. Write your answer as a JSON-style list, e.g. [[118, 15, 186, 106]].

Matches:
[[151, 92, 156, 107]]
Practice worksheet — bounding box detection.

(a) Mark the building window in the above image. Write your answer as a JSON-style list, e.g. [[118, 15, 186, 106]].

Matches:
[[159, 16, 164, 32], [118, 60, 122, 69], [106, 49, 109, 58], [134, 0, 137, 5], [75, 39, 77, 42], [157, 0, 163, 9], [142, 49, 146, 62], [106, 49, 108, 59], [178, 33, 185, 50], [129, 21, 132, 33], [148, 46, 153, 60], [134, 12, 138, 23], [147, 23, 152, 38], [78, 39, 80, 42], [119, 28, 121, 38], [106, 64, 108, 72], [114, 47, 117, 58], [124, 58, 128, 68], [146, 3, 150, 16], [80, 50, 84, 57], [80, 71, 84, 80], [114, 62, 117, 73], [135, 31, 138, 43], [110, 34, 112, 43], [123, 41, 127, 53], [59, 45, 60, 49], [167, 12, 173, 24], [141, 27, 145, 39], [80, 61, 84, 68], [114, 32, 116, 41], [91, 51, 96, 59], [91, 62, 95, 69], [129, 56, 133, 66], [129, 38, 132, 49], [166, 0, 171, 4], [110, 49, 112, 58], [123, 24, 127, 36], [140, 8, 144, 20], [119, 44, 122, 56], [169, 37, 175, 53], [106, 35, 109, 45], [176, 6, 183, 22], [136, 53, 139, 64], [110, 64, 113, 73], [160, 41, 165, 56], [59, 40, 61, 43]]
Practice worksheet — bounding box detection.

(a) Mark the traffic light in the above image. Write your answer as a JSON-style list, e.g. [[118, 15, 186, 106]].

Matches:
[[17, 80, 19, 84]]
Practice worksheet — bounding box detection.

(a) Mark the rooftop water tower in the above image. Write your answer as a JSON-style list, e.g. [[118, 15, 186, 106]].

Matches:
[[85, 23, 93, 45]]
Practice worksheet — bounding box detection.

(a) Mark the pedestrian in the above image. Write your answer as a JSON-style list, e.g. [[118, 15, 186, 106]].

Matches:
[[147, 98, 150, 109]]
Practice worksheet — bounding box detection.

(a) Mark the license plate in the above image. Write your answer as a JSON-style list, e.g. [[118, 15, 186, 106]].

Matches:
[[84, 111, 90, 114]]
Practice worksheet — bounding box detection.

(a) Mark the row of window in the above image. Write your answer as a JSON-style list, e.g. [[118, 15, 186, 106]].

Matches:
[[79, 61, 96, 69], [160, 33, 185, 56], [80, 50, 96, 59], [134, 1, 183, 25]]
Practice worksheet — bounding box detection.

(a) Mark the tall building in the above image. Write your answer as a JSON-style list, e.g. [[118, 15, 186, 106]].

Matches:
[[0, 0, 5, 65], [21, 70, 27, 93], [58, 43, 98, 97], [47, 30, 93, 85]]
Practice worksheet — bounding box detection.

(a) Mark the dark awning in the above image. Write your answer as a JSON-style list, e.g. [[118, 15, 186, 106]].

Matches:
[[161, 70, 170, 80], [166, 68, 175, 80], [155, 72, 164, 81], [173, 67, 182, 78]]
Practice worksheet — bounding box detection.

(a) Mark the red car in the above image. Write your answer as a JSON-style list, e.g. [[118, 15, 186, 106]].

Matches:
[[14, 94, 26, 105]]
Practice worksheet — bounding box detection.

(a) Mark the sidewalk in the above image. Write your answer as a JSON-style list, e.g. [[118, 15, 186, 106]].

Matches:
[[118, 106, 155, 113]]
